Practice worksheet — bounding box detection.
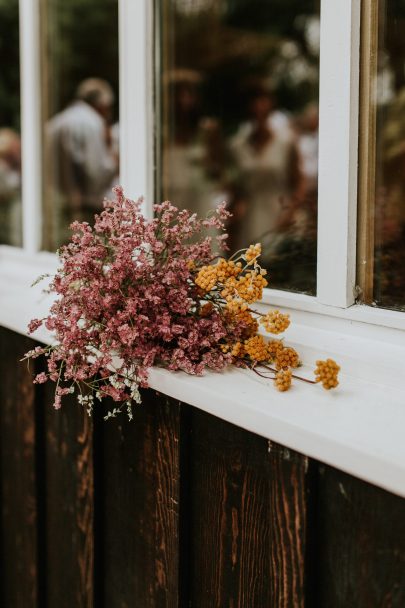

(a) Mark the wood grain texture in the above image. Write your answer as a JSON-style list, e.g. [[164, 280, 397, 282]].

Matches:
[[315, 465, 405, 607], [0, 328, 38, 607], [189, 409, 309, 608], [101, 391, 181, 608], [44, 384, 94, 608], [2, 328, 405, 607], [268, 442, 309, 606]]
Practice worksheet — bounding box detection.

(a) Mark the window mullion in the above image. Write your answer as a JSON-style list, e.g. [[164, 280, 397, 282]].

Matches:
[[19, 0, 42, 253], [316, 0, 361, 308], [118, 0, 153, 218]]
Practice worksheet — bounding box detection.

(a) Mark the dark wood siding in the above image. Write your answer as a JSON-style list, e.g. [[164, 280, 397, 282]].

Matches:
[[1, 327, 405, 607]]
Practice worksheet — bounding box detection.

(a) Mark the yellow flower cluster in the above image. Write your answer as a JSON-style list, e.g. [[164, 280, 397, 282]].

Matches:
[[274, 369, 292, 392], [215, 258, 242, 282], [193, 243, 340, 395], [245, 243, 261, 263], [231, 341, 245, 357], [244, 335, 268, 362], [314, 359, 340, 390], [275, 346, 300, 370], [220, 341, 245, 357], [195, 265, 218, 291], [226, 300, 258, 337], [195, 258, 242, 292], [226, 299, 248, 315], [260, 310, 290, 334], [266, 339, 284, 360], [222, 271, 268, 304]]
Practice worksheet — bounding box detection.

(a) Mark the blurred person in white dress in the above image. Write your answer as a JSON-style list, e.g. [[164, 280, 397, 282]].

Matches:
[[162, 70, 228, 217], [229, 81, 304, 261]]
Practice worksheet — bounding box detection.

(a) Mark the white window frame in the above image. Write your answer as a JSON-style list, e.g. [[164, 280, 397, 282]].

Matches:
[[1, 0, 405, 497], [118, 0, 405, 335], [4, 0, 404, 331], [2, 0, 405, 343]]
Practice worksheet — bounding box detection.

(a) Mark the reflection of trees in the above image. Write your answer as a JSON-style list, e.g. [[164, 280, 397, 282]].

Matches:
[[170, 0, 320, 131], [44, 0, 119, 117], [384, 0, 405, 91], [373, 1, 405, 310], [0, 0, 20, 130], [0, 1, 119, 128]]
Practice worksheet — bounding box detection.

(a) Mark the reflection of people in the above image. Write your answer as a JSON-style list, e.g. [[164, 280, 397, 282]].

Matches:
[[297, 103, 318, 196], [46, 78, 118, 238], [0, 127, 22, 245], [229, 82, 304, 258], [295, 103, 319, 239], [162, 69, 227, 217]]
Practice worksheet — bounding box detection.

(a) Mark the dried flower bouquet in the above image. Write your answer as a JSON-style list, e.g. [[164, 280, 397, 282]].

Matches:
[[24, 187, 339, 420]]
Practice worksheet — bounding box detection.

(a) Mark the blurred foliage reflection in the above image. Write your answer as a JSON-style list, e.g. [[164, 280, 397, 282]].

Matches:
[[372, 0, 405, 310]]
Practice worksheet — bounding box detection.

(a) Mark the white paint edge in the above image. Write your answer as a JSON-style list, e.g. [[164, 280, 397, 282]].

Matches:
[[317, 0, 360, 307], [20, 0, 42, 253], [119, 0, 154, 216]]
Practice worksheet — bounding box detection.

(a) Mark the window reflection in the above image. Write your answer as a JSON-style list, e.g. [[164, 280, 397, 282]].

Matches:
[[41, 0, 119, 251], [158, 0, 320, 294], [372, 1, 405, 310], [0, 0, 22, 247]]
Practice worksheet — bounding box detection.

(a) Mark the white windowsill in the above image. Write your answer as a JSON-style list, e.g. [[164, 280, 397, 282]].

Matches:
[[1, 245, 405, 499]]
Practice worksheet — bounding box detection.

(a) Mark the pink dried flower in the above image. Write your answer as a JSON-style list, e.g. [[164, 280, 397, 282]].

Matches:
[[25, 187, 233, 417], [53, 396, 62, 410], [33, 372, 47, 384], [28, 318, 43, 334]]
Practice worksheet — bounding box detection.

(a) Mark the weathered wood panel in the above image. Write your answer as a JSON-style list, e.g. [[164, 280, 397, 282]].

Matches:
[[189, 409, 310, 608], [1, 329, 405, 607], [0, 328, 39, 607], [101, 392, 182, 608], [316, 465, 405, 607], [268, 443, 310, 606], [44, 386, 94, 608]]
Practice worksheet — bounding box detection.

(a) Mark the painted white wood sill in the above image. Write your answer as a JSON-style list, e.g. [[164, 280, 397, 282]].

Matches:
[[1, 246, 405, 499]]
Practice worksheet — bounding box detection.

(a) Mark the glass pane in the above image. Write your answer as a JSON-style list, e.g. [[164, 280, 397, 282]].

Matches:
[[157, 0, 320, 294], [0, 0, 22, 246], [41, 0, 119, 251], [365, 0, 405, 311]]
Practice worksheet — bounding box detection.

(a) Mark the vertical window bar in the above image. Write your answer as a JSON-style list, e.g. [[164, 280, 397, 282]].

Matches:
[[118, 0, 153, 217], [20, 0, 42, 253], [316, 0, 361, 307], [357, 0, 379, 304]]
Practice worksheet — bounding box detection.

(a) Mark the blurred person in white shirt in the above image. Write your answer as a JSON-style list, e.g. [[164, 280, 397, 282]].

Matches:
[[45, 78, 118, 241]]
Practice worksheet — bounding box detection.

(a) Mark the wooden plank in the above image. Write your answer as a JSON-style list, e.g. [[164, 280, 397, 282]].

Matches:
[[44, 384, 94, 608], [0, 328, 38, 607], [316, 465, 405, 606], [189, 409, 310, 608], [268, 443, 309, 606], [101, 391, 181, 608]]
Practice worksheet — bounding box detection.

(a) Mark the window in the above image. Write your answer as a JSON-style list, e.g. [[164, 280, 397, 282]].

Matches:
[[41, 0, 119, 250], [1, 0, 405, 333], [157, 0, 320, 295], [0, 0, 22, 247], [358, 0, 405, 312]]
